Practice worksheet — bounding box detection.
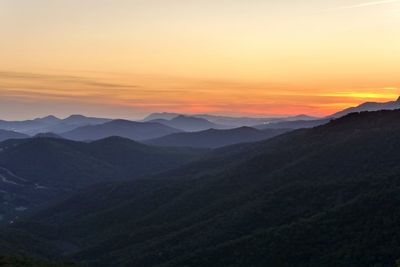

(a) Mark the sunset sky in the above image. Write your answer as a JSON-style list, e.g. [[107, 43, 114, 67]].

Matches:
[[1, 0, 399, 120]]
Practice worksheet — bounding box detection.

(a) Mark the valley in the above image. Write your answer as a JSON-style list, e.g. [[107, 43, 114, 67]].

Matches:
[[1, 109, 400, 266], [2, 1, 399, 265]]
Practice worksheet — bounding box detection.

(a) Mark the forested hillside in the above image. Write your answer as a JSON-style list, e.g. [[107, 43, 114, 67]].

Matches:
[[2, 110, 400, 267]]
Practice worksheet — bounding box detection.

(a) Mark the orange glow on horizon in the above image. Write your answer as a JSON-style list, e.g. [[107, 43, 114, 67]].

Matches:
[[0, 0, 399, 119], [0, 70, 398, 119]]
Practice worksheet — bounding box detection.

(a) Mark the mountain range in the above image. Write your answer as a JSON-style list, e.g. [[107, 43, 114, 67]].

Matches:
[[0, 137, 205, 222], [145, 127, 290, 148], [1, 109, 400, 266], [255, 118, 331, 130], [61, 120, 181, 141], [0, 115, 110, 135], [147, 115, 230, 132], [331, 96, 400, 118], [256, 96, 400, 129], [0, 97, 398, 145], [144, 112, 318, 127], [0, 129, 29, 142]]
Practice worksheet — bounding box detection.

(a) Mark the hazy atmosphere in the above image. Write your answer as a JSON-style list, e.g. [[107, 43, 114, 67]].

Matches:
[[2, 1, 400, 267], [1, 0, 399, 119]]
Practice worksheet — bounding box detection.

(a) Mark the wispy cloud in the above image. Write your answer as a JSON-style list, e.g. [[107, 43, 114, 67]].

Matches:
[[0, 71, 138, 90], [339, 0, 400, 9]]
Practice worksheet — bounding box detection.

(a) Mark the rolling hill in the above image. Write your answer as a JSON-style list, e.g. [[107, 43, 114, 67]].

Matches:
[[61, 120, 181, 141], [0, 129, 29, 142], [4, 110, 400, 267], [148, 115, 229, 132], [145, 127, 290, 148], [195, 114, 318, 127], [33, 132, 64, 139], [143, 112, 181, 121], [0, 137, 205, 223], [0, 115, 111, 135], [144, 113, 318, 127]]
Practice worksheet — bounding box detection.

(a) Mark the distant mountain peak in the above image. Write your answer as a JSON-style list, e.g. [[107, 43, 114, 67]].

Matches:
[[331, 96, 400, 118], [65, 114, 86, 119], [35, 115, 60, 123], [61, 119, 181, 141], [143, 112, 181, 121], [62, 114, 111, 126], [42, 115, 59, 120]]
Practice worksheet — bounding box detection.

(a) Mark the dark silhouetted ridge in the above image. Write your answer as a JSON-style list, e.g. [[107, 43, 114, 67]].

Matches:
[[61, 120, 181, 141], [3, 110, 400, 267], [149, 115, 229, 132], [0, 129, 29, 142], [331, 96, 400, 118], [146, 126, 290, 148], [0, 136, 205, 222]]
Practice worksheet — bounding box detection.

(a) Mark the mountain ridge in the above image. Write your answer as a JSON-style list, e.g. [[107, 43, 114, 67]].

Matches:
[[0, 129, 29, 142], [61, 120, 182, 141], [256, 96, 400, 130], [331, 96, 400, 118], [0, 115, 111, 135], [0, 136, 206, 222], [145, 127, 290, 148], [3, 110, 400, 266], [148, 115, 230, 132]]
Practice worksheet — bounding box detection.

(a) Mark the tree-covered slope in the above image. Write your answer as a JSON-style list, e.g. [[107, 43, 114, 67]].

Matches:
[[4, 110, 400, 267], [0, 255, 79, 267], [62, 120, 181, 141], [145, 127, 289, 148], [0, 137, 205, 223], [0, 130, 29, 142]]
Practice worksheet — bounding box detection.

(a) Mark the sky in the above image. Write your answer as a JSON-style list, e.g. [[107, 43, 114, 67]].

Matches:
[[0, 0, 399, 120]]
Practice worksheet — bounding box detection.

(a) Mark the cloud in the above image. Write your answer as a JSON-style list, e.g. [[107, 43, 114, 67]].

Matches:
[[0, 71, 138, 90]]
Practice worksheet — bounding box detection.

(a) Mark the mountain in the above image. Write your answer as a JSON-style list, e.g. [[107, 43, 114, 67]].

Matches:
[[143, 112, 181, 121], [287, 114, 319, 120], [255, 118, 330, 130], [34, 115, 60, 124], [61, 120, 181, 141], [149, 115, 230, 132], [42, 115, 112, 134], [0, 118, 50, 135], [195, 114, 318, 127], [257, 97, 400, 130], [4, 110, 400, 267], [0, 129, 29, 142], [62, 115, 110, 126], [0, 115, 111, 135], [331, 96, 400, 118], [33, 132, 63, 139], [0, 137, 205, 222], [144, 113, 318, 127], [145, 127, 290, 148]]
